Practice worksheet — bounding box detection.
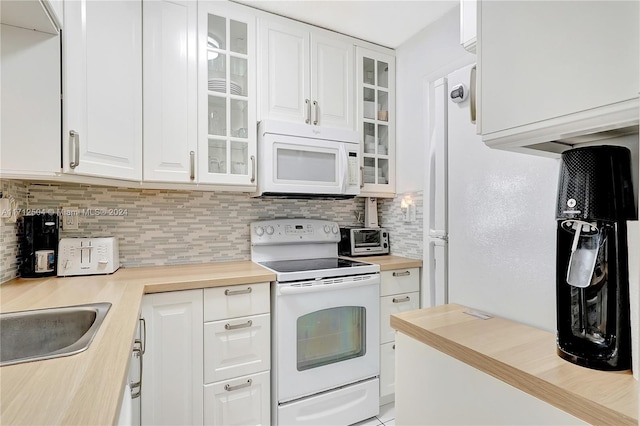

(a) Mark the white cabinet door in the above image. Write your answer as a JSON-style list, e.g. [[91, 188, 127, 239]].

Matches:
[[141, 290, 203, 426], [311, 32, 354, 130], [62, 0, 142, 180], [143, 0, 197, 183], [460, 0, 476, 53], [204, 371, 270, 426], [259, 16, 355, 130], [479, 1, 639, 149], [380, 341, 396, 404], [0, 24, 60, 177], [380, 291, 420, 344], [204, 313, 270, 383], [198, 1, 257, 186], [356, 47, 396, 196], [259, 17, 310, 124]]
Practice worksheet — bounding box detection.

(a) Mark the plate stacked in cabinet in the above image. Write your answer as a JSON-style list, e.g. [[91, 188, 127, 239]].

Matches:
[[380, 268, 420, 405], [203, 283, 271, 425]]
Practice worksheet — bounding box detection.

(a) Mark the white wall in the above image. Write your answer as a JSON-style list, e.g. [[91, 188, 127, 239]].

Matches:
[[395, 5, 474, 193]]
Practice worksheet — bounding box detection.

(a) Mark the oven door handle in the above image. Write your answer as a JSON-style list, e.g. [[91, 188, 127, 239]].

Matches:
[[278, 276, 379, 295]]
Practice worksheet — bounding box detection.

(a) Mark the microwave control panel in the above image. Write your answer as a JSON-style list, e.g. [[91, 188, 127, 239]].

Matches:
[[348, 152, 359, 185]]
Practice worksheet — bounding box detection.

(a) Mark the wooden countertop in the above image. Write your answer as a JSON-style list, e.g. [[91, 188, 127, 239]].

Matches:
[[391, 304, 639, 426], [348, 254, 422, 271], [0, 261, 275, 425], [0, 256, 418, 425]]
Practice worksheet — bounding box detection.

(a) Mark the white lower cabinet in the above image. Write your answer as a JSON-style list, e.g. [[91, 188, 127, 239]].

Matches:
[[395, 333, 587, 425], [204, 370, 270, 426], [379, 268, 420, 405], [203, 283, 271, 426], [141, 283, 270, 426], [204, 313, 270, 383], [141, 289, 204, 426]]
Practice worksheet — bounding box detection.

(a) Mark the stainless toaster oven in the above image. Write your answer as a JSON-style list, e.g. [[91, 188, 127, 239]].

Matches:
[[339, 227, 389, 257]]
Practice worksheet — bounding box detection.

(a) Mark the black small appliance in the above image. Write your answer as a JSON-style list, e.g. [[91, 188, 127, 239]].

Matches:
[[20, 213, 59, 277], [555, 145, 636, 370]]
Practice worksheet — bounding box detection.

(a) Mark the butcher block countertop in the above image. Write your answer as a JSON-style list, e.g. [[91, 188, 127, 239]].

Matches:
[[349, 254, 422, 270], [391, 304, 639, 426], [0, 256, 416, 425], [0, 261, 275, 426]]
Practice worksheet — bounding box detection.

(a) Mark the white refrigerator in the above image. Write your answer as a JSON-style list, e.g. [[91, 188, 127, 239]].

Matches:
[[424, 63, 561, 331]]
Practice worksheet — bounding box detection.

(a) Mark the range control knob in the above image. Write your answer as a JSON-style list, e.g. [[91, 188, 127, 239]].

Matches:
[[323, 225, 331, 233], [255, 226, 264, 236], [332, 225, 339, 234], [266, 225, 274, 235]]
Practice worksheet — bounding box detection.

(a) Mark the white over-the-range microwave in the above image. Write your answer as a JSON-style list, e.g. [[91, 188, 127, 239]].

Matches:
[[252, 120, 360, 198]]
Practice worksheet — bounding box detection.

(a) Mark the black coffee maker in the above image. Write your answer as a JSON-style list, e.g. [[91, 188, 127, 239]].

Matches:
[[555, 145, 636, 370], [20, 213, 59, 277]]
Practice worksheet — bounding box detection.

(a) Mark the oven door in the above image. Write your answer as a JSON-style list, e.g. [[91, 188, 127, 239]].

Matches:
[[274, 274, 380, 402]]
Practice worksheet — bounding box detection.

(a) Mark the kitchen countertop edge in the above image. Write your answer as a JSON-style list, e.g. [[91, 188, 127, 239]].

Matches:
[[391, 304, 638, 426], [1, 256, 419, 425]]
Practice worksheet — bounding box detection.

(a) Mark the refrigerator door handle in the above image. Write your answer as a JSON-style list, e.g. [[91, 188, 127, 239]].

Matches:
[[429, 229, 448, 241]]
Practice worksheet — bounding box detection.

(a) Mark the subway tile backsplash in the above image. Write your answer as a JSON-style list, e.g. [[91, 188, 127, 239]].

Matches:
[[0, 180, 423, 283]]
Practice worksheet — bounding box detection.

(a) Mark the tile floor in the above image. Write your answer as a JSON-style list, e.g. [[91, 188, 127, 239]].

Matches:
[[352, 402, 395, 426]]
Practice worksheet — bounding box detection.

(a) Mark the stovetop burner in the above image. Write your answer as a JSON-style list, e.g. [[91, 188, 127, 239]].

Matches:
[[259, 257, 370, 273]]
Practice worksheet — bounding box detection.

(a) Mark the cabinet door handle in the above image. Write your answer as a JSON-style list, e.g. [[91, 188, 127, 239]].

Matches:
[[313, 100, 319, 125], [360, 166, 365, 188], [470, 65, 477, 124], [140, 317, 146, 355], [305, 99, 311, 124], [69, 130, 80, 169], [130, 339, 143, 399], [392, 344, 396, 350], [250, 155, 256, 183], [393, 271, 411, 277], [189, 151, 195, 181], [225, 319, 252, 330], [224, 379, 252, 392], [225, 287, 252, 296], [392, 296, 411, 303]]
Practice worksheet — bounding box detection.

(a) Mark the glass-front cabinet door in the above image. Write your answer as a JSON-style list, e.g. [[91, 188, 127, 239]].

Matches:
[[198, 2, 256, 186], [357, 47, 396, 197]]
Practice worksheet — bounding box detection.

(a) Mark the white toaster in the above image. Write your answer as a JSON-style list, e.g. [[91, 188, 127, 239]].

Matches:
[[57, 237, 120, 277]]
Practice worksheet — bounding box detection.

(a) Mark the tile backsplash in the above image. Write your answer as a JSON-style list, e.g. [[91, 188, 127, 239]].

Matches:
[[0, 181, 423, 283]]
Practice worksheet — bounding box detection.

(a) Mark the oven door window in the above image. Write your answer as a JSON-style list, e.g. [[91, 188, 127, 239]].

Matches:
[[296, 306, 366, 371], [354, 230, 381, 248]]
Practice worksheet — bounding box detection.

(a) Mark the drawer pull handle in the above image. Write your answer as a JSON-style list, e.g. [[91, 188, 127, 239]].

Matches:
[[393, 271, 410, 277], [225, 379, 252, 392], [392, 296, 410, 303], [225, 287, 252, 296], [225, 320, 252, 330], [392, 344, 395, 350]]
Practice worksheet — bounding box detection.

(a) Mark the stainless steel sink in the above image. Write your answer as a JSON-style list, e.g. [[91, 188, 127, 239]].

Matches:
[[0, 302, 111, 367]]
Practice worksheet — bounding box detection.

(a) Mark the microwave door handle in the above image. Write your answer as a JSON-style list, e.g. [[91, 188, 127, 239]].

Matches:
[[339, 146, 348, 193]]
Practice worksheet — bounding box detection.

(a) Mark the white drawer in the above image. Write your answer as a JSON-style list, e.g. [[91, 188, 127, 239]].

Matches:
[[381, 268, 419, 296], [204, 371, 270, 426], [204, 282, 270, 322], [380, 341, 396, 402], [204, 313, 270, 384], [380, 291, 420, 344]]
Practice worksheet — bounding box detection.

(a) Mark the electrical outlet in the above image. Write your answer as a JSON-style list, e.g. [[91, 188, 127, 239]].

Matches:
[[63, 208, 79, 230]]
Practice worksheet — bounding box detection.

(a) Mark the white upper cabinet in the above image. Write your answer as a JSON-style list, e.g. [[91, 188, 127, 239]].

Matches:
[[198, 1, 257, 187], [460, 0, 476, 53], [143, 0, 198, 183], [62, 0, 143, 180], [357, 47, 396, 196], [259, 16, 355, 130], [0, 23, 60, 178], [478, 1, 639, 153]]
